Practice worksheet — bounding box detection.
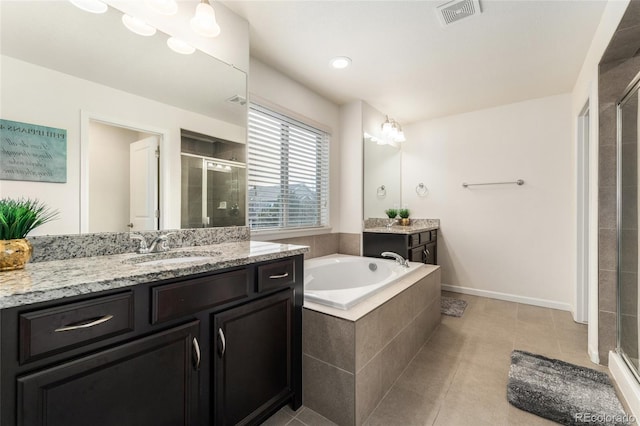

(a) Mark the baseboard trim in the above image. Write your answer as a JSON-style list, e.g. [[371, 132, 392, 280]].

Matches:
[[609, 351, 640, 421], [441, 283, 572, 312]]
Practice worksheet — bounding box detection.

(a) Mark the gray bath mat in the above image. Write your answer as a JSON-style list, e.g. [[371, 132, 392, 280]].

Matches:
[[441, 296, 468, 317], [508, 350, 632, 425]]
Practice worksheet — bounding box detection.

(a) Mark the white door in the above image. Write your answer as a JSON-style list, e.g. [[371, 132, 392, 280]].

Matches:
[[130, 136, 159, 230]]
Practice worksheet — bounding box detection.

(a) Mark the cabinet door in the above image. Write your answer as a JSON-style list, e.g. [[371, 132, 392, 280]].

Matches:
[[214, 289, 293, 426], [17, 321, 200, 426], [424, 242, 437, 265]]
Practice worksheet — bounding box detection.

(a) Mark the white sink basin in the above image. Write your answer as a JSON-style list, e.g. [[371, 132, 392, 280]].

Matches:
[[124, 251, 221, 267]]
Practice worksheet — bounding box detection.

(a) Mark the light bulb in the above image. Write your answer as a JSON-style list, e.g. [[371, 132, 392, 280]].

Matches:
[[167, 37, 195, 54], [69, 0, 107, 14], [122, 14, 156, 37], [190, 2, 221, 38], [330, 56, 351, 69]]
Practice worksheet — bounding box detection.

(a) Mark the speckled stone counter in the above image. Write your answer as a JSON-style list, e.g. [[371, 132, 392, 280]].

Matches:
[[0, 241, 308, 309], [364, 218, 440, 234]]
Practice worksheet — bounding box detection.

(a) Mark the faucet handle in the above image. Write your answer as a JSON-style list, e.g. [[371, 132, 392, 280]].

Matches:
[[129, 233, 149, 253]]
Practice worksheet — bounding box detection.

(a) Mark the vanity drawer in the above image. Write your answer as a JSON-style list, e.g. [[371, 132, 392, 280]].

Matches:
[[152, 269, 248, 323], [19, 292, 134, 363], [408, 233, 420, 247], [419, 231, 432, 244], [258, 259, 295, 292]]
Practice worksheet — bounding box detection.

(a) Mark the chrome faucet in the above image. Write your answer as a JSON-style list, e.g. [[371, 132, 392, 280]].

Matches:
[[148, 233, 174, 253], [381, 251, 409, 268], [130, 233, 174, 254]]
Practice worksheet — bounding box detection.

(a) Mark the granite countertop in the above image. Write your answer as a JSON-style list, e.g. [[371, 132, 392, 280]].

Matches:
[[0, 241, 308, 309], [363, 218, 440, 235], [364, 225, 439, 235]]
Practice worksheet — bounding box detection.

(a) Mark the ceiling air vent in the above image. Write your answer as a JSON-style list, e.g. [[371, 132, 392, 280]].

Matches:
[[436, 0, 482, 27], [226, 95, 247, 105]]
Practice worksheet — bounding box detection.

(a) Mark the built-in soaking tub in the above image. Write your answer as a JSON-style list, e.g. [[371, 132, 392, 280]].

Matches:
[[302, 254, 441, 425], [304, 254, 423, 310]]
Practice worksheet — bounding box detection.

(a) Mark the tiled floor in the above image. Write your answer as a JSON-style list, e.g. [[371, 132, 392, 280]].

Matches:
[[264, 291, 609, 426]]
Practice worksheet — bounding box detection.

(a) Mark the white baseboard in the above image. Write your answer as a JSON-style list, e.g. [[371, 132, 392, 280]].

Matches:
[[609, 351, 640, 421], [441, 283, 572, 312]]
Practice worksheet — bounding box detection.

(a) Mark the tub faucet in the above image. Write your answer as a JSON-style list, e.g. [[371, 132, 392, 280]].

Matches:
[[381, 252, 409, 268]]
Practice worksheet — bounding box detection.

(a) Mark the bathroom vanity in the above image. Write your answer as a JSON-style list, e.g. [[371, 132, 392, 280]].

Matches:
[[0, 240, 305, 426], [363, 221, 439, 265]]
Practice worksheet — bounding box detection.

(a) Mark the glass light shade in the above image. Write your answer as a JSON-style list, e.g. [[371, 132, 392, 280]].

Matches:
[[122, 14, 157, 37], [145, 0, 178, 15], [190, 2, 221, 38], [167, 37, 195, 55], [381, 117, 392, 134], [330, 56, 351, 69], [395, 130, 406, 142], [69, 0, 108, 14]]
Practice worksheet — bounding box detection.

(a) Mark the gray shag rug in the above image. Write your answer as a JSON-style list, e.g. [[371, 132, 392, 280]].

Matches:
[[508, 350, 632, 425], [441, 296, 468, 317]]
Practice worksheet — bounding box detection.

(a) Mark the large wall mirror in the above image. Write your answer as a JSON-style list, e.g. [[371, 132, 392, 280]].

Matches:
[[0, 1, 248, 234], [363, 138, 402, 219]]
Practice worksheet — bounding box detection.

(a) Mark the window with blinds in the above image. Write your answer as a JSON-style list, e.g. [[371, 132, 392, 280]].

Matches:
[[247, 103, 330, 231]]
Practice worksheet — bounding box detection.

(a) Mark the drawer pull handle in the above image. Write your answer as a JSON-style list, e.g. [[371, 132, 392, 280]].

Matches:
[[269, 272, 289, 279], [54, 314, 114, 332], [218, 328, 226, 358], [192, 337, 201, 370]]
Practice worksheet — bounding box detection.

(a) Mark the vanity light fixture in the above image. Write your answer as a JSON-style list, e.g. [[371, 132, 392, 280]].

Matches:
[[381, 116, 406, 143], [122, 14, 157, 37], [69, 0, 108, 14], [145, 0, 178, 15], [330, 56, 352, 69], [167, 37, 196, 55], [190, 0, 221, 38]]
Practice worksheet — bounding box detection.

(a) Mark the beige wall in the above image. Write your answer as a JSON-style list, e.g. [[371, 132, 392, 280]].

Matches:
[[402, 94, 574, 310]]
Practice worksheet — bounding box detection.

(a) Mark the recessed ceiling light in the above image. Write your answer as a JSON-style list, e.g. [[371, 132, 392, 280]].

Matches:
[[122, 14, 157, 37], [167, 37, 195, 55], [69, 0, 108, 14], [330, 56, 352, 69]]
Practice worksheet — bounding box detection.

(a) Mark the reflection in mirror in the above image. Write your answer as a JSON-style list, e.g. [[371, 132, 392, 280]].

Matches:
[[181, 130, 246, 228], [0, 1, 248, 234], [363, 138, 402, 219], [88, 121, 160, 233]]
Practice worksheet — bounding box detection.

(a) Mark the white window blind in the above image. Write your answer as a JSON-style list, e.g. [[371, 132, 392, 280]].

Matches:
[[248, 103, 330, 231]]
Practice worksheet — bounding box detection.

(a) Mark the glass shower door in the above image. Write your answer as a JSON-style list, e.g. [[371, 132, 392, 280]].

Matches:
[[618, 77, 640, 379]]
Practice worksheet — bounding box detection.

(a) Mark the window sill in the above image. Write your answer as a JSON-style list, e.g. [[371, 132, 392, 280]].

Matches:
[[250, 227, 333, 241]]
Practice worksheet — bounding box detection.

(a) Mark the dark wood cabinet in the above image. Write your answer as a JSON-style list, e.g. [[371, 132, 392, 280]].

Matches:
[[214, 289, 293, 426], [17, 321, 200, 426], [1, 255, 304, 426], [363, 229, 438, 265]]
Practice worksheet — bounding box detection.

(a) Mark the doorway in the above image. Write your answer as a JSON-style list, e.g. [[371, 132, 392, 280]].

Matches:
[[80, 113, 166, 233]]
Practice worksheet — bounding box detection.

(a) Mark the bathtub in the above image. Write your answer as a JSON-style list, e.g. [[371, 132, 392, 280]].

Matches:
[[304, 254, 423, 310]]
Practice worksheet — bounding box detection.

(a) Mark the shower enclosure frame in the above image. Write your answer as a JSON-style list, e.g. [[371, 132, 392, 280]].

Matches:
[[616, 70, 640, 383]]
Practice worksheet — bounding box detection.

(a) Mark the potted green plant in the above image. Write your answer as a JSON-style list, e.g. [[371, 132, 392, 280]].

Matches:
[[398, 208, 410, 226], [385, 208, 398, 219], [0, 198, 58, 271]]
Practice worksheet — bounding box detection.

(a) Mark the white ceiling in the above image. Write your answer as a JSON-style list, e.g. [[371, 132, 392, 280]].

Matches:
[[223, 0, 608, 124]]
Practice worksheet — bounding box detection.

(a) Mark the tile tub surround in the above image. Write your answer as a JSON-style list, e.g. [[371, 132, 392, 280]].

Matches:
[[363, 218, 440, 234], [29, 226, 251, 262], [302, 266, 441, 425], [0, 240, 308, 309], [268, 233, 361, 258]]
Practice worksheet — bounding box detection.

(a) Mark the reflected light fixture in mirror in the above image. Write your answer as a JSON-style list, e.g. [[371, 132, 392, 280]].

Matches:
[[69, 0, 107, 14], [145, 0, 178, 15], [122, 14, 157, 36], [191, 0, 221, 38], [167, 37, 196, 55]]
